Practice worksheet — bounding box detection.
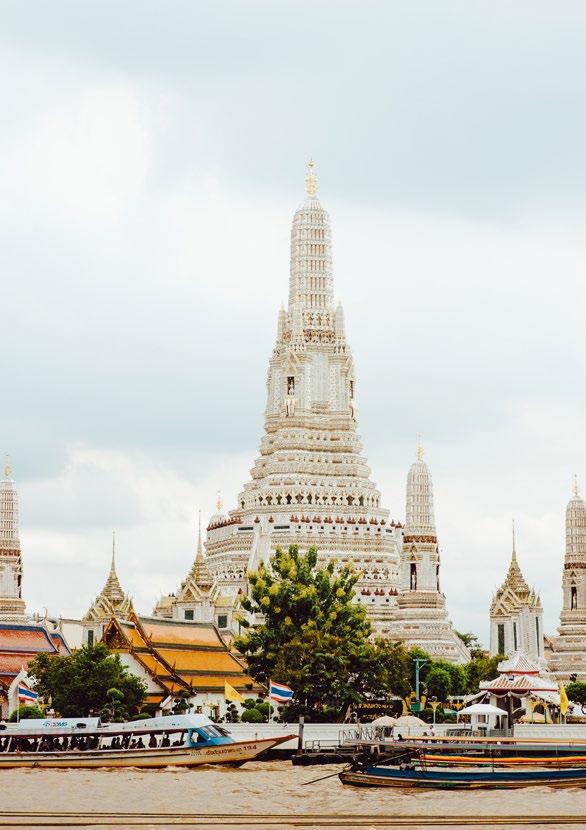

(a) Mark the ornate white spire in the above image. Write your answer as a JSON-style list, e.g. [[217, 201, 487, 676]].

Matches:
[[288, 160, 334, 312], [566, 479, 586, 562], [0, 460, 26, 618], [0, 456, 19, 553], [405, 444, 436, 537], [305, 158, 317, 197]]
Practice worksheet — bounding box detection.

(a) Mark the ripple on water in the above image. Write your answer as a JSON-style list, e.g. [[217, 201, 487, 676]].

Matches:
[[3, 762, 586, 818]]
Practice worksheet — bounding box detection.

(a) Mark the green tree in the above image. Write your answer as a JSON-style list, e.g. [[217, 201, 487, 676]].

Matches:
[[171, 689, 191, 714], [465, 654, 503, 693], [27, 642, 147, 718], [425, 666, 453, 700], [101, 687, 127, 723], [455, 631, 483, 658], [566, 682, 586, 704], [224, 703, 240, 723], [8, 704, 44, 722], [241, 707, 264, 723], [234, 545, 376, 721], [371, 639, 413, 701]]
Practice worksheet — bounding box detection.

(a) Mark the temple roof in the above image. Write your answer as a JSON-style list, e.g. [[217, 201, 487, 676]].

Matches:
[[180, 511, 214, 595], [491, 534, 541, 615], [0, 621, 71, 685], [497, 651, 541, 675], [83, 534, 133, 623], [102, 612, 260, 700]]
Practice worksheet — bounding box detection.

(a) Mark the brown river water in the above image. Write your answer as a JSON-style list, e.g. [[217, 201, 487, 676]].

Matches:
[[1, 760, 586, 829]]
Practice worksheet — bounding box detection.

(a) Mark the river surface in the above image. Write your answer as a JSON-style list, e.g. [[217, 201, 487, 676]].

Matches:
[[2, 761, 586, 829]]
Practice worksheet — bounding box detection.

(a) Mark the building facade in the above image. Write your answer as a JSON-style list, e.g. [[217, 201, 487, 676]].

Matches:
[[387, 448, 470, 663], [547, 481, 586, 681], [489, 530, 544, 663]]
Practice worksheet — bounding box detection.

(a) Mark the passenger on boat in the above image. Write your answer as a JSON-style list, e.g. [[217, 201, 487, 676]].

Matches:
[[161, 733, 170, 747], [148, 733, 157, 748], [397, 734, 404, 741], [136, 738, 145, 749]]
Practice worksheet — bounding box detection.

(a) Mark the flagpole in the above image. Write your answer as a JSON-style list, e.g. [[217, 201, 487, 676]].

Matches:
[[268, 679, 272, 725]]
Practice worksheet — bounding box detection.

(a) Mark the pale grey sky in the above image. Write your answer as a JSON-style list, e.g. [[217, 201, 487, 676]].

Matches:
[[2, 1, 585, 645]]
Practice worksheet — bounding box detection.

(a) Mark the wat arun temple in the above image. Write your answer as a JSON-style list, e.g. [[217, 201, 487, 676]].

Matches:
[[153, 163, 470, 663], [2, 163, 585, 702]]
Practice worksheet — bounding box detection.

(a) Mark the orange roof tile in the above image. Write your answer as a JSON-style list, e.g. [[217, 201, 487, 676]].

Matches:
[[138, 618, 223, 649], [0, 653, 37, 676], [0, 624, 57, 653], [156, 649, 247, 674], [188, 675, 256, 691]]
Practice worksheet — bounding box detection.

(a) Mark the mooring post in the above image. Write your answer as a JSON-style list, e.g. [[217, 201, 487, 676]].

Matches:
[[297, 716, 305, 752]]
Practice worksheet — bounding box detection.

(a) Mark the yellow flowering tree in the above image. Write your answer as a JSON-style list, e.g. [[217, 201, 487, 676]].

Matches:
[[234, 545, 379, 721]]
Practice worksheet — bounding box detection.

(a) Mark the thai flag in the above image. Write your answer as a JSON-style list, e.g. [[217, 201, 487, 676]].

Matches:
[[269, 681, 294, 704], [18, 684, 39, 703]]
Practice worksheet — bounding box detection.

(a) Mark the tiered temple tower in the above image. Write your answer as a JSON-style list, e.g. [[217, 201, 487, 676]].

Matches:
[[548, 479, 586, 680], [489, 526, 543, 662], [0, 460, 26, 618], [82, 533, 132, 645], [387, 447, 470, 663], [201, 163, 402, 631], [154, 509, 235, 633]]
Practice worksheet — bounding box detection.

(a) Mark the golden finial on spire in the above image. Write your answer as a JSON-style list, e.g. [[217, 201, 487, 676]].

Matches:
[[111, 530, 117, 570], [416, 436, 424, 461], [305, 158, 317, 198], [573, 474, 580, 498], [512, 519, 516, 556], [4, 454, 11, 479], [216, 491, 223, 512]]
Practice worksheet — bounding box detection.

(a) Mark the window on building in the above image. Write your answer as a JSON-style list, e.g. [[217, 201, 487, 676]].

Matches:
[[513, 621, 518, 651], [87, 629, 94, 647], [287, 376, 295, 394], [217, 614, 228, 629], [571, 585, 578, 610], [497, 623, 505, 655], [410, 563, 417, 591], [184, 609, 194, 620], [535, 616, 540, 656]]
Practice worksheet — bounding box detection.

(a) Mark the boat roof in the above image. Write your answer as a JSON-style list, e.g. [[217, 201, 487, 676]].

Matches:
[[0, 713, 216, 736]]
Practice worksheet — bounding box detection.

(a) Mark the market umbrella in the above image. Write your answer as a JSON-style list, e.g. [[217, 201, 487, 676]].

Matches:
[[394, 715, 426, 727], [370, 716, 397, 726]]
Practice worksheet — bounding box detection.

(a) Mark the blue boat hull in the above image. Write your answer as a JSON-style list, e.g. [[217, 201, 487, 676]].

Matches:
[[339, 765, 586, 790]]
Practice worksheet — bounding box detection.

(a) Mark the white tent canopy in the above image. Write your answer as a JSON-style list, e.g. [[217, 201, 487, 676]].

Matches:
[[458, 703, 508, 716]]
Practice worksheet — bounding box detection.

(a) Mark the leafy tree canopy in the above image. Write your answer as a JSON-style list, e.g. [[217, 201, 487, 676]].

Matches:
[[27, 642, 147, 720], [235, 546, 500, 720], [234, 545, 377, 721], [566, 681, 586, 705], [8, 704, 44, 722]]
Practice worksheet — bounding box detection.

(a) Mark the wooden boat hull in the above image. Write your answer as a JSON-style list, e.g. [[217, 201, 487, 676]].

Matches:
[[420, 752, 586, 768], [0, 735, 295, 769], [339, 766, 586, 790]]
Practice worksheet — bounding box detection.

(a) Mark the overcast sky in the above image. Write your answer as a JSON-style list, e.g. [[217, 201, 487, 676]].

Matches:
[[2, 1, 585, 646]]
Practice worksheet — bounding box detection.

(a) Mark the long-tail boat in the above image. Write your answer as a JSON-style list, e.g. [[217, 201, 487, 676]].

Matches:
[[0, 714, 295, 769], [339, 752, 586, 790]]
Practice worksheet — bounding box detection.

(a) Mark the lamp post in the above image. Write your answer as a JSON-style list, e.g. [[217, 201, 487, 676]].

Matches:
[[413, 658, 428, 712]]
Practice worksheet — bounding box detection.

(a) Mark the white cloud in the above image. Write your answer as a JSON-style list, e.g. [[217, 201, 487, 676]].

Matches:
[[2, 12, 585, 651]]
